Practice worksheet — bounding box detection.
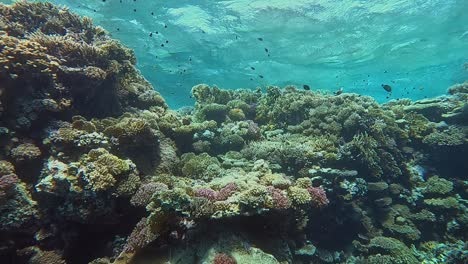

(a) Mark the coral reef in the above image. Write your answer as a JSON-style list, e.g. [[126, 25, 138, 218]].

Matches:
[[0, 2, 466, 264]]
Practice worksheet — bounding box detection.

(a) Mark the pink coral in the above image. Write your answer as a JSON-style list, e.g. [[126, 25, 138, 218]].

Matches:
[[213, 253, 236, 264], [124, 217, 157, 252], [194, 188, 217, 201], [307, 186, 329, 208], [216, 183, 238, 201], [0, 174, 19, 199], [268, 186, 291, 209], [131, 182, 168, 207], [195, 183, 238, 201]]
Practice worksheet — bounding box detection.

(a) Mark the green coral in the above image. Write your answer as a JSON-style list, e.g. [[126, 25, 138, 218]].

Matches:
[[180, 152, 221, 180], [422, 176, 454, 196], [368, 236, 419, 264], [424, 197, 461, 210], [423, 126, 467, 146], [196, 103, 229, 123], [10, 143, 41, 162], [82, 148, 134, 192]]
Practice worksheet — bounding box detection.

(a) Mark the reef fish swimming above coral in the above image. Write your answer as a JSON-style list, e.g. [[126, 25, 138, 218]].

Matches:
[[0, 1, 467, 264]]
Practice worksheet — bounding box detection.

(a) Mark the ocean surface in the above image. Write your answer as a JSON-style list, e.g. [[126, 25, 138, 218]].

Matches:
[[2, 0, 467, 107]]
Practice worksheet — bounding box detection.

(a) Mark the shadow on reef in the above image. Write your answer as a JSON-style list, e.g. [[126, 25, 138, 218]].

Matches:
[[1, 2, 467, 264]]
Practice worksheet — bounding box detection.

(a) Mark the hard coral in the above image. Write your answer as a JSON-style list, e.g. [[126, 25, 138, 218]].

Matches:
[[124, 217, 158, 253], [10, 143, 41, 162], [213, 253, 237, 264], [307, 186, 330, 208]]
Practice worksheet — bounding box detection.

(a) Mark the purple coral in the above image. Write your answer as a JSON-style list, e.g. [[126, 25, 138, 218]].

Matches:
[[194, 188, 218, 201], [268, 186, 291, 209], [124, 217, 157, 252], [195, 183, 238, 201], [213, 253, 236, 264], [307, 186, 329, 208], [130, 182, 168, 207], [216, 183, 238, 201]]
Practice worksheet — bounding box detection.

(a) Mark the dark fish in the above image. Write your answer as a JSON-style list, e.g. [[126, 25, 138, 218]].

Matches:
[[382, 84, 392, 92], [303, 84, 310, 90], [161, 44, 164, 47], [264, 48, 269, 53], [334, 87, 343, 95], [151, 12, 154, 15], [164, 24, 167, 28], [250, 67, 255, 70], [149, 32, 153, 37], [259, 75, 264, 78], [133, 9, 136, 12], [258, 37, 263, 41]]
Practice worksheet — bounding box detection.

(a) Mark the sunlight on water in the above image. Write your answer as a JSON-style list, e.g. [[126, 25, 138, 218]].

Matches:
[[4, 0, 467, 107]]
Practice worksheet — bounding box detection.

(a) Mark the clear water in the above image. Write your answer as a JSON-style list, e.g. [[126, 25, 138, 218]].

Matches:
[[4, 0, 467, 107]]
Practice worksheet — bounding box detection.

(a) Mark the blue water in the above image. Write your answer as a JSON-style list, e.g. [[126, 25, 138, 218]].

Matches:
[[5, 0, 468, 107]]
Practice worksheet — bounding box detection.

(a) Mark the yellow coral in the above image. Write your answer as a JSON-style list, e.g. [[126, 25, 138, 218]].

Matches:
[[295, 178, 312, 189], [83, 148, 132, 192], [288, 186, 311, 206], [0, 160, 15, 175], [228, 108, 246, 121]]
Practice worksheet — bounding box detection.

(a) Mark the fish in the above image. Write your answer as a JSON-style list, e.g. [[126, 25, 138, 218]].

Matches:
[[264, 48, 269, 53], [334, 87, 343, 95], [303, 84, 310, 90], [258, 37, 263, 41], [250, 67, 255, 70], [382, 84, 392, 92]]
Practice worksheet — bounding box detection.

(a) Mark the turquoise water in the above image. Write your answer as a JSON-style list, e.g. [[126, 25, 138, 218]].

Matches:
[[4, 0, 467, 107]]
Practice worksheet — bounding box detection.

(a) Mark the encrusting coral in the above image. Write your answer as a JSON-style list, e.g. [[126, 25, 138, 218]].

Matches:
[[0, 2, 467, 264]]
